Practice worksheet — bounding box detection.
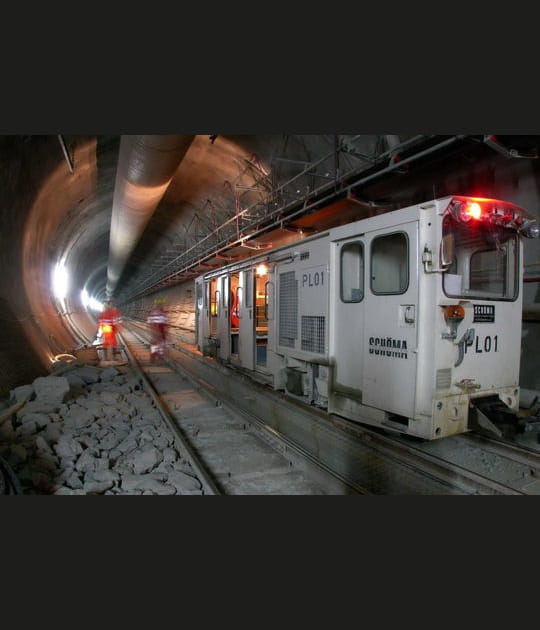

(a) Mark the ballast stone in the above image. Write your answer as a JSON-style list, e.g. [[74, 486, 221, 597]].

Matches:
[[2, 363, 202, 494], [131, 445, 163, 474], [33, 376, 70, 404], [18, 412, 50, 427], [10, 384, 34, 403]]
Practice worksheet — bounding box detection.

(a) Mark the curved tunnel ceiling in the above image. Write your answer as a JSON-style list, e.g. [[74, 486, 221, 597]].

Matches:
[[66, 134, 361, 302], [11, 134, 540, 305]]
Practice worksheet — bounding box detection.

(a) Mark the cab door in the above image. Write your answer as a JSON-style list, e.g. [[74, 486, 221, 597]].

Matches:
[[217, 275, 230, 360], [362, 222, 419, 418], [331, 236, 366, 397], [238, 269, 255, 370], [195, 278, 205, 350]]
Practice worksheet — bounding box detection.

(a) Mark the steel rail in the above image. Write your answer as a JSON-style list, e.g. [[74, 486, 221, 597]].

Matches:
[[120, 322, 525, 495], [458, 432, 540, 472], [124, 321, 364, 494], [327, 416, 525, 495], [166, 354, 368, 496], [117, 331, 221, 495], [168, 338, 525, 495]]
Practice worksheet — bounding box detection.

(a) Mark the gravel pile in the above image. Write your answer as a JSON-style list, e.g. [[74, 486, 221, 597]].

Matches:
[[0, 360, 203, 495]]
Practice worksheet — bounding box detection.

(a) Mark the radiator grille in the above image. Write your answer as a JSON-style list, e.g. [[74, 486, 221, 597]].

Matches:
[[436, 368, 452, 389], [301, 316, 325, 354], [279, 271, 298, 347]]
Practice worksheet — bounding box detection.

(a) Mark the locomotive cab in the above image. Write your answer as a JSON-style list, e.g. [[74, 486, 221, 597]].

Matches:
[[427, 197, 529, 438], [329, 195, 536, 439]]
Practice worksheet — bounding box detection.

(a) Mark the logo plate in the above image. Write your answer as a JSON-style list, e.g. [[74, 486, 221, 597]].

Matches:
[[473, 304, 495, 323]]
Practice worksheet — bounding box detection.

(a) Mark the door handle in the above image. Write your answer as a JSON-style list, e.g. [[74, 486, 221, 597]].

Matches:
[[403, 305, 415, 324]]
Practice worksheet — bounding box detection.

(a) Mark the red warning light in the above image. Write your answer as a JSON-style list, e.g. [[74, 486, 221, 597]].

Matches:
[[459, 201, 482, 222], [448, 196, 535, 232], [467, 202, 482, 219]]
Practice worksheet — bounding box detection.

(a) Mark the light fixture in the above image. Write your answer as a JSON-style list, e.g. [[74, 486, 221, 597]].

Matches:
[[255, 263, 268, 276], [520, 221, 540, 238], [52, 261, 69, 300]]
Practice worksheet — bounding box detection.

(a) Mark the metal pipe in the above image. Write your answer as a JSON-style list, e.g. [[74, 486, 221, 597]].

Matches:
[[122, 135, 463, 300], [346, 135, 465, 189], [106, 135, 195, 298], [57, 135, 74, 173], [128, 136, 434, 297], [483, 135, 538, 159], [376, 134, 426, 160]]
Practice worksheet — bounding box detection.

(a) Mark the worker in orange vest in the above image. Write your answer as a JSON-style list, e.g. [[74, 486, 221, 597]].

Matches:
[[147, 298, 168, 362], [98, 299, 122, 362]]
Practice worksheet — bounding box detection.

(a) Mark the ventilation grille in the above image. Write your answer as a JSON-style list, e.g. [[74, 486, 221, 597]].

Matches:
[[300, 251, 310, 260], [436, 368, 452, 389], [279, 271, 298, 347], [301, 316, 325, 354]]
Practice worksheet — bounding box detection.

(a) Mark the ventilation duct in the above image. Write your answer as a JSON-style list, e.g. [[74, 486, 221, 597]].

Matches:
[[106, 134, 195, 297]]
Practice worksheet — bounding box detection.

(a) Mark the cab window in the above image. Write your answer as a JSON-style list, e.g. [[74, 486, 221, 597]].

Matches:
[[341, 241, 364, 302], [371, 232, 409, 294]]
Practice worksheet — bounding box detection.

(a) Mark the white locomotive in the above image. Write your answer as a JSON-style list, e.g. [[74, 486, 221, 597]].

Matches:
[[195, 196, 539, 440]]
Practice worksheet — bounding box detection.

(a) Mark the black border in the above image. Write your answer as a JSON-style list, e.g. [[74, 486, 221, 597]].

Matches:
[[3, 34, 539, 135], [4, 496, 528, 551], [6, 87, 540, 135]]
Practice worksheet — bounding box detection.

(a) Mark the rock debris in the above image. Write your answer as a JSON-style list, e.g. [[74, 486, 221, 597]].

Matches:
[[0, 360, 203, 495]]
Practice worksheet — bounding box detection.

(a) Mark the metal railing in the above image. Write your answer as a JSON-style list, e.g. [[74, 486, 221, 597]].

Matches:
[[117, 134, 439, 303]]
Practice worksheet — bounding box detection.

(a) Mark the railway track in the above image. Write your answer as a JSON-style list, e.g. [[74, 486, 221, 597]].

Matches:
[[329, 417, 536, 495], [118, 326, 362, 495], [123, 322, 540, 495], [408, 431, 540, 494]]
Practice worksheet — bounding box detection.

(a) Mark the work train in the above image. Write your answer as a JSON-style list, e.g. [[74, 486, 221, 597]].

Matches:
[[195, 195, 539, 440]]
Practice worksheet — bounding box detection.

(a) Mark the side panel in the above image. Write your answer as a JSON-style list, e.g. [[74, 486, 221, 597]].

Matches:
[[275, 239, 330, 361]]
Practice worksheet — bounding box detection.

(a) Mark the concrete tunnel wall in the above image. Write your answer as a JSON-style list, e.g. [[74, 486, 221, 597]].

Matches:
[[0, 137, 110, 396], [1, 135, 540, 401], [0, 135, 200, 398]]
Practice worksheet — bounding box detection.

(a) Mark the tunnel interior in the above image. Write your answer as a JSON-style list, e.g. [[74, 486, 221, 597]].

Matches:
[[1, 134, 540, 398]]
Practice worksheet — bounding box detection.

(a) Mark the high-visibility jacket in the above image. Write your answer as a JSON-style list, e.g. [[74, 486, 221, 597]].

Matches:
[[98, 307, 122, 348], [147, 306, 168, 343]]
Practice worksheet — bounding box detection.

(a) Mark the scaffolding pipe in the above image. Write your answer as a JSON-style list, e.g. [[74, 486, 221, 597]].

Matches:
[[122, 136, 462, 301]]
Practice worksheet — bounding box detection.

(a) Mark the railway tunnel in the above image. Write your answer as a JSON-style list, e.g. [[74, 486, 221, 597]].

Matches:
[[1, 134, 540, 399], [2, 134, 540, 495]]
